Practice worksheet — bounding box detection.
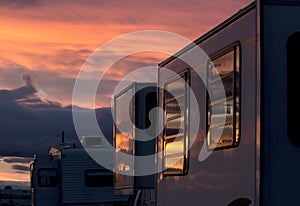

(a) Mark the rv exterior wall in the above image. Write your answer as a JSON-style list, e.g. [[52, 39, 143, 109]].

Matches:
[[261, 3, 300, 205], [31, 156, 59, 206], [156, 4, 257, 206], [61, 148, 127, 205]]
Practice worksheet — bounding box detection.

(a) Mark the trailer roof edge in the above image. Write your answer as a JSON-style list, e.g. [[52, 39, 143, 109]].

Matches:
[[158, 1, 255, 67]]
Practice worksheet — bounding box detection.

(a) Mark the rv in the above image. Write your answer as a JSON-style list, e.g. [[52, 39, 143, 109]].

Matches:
[[30, 136, 128, 206], [113, 0, 300, 205], [156, 0, 300, 205]]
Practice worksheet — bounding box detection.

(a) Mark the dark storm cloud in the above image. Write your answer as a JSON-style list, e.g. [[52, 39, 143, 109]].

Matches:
[[9, 85, 36, 100], [0, 73, 62, 110], [0, 59, 79, 106], [0, 75, 113, 157], [0, 52, 164, 158]]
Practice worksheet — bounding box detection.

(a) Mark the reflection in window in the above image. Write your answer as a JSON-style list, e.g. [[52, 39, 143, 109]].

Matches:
[[38, 169, 57, 187], [163, 71, 189, 175], [85, 169, 113, 187], [114, 87, 134, 189], [207, 46, 240, 149]]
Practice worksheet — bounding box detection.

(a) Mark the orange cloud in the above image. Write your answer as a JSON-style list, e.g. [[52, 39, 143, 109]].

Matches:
[[0, 158, 31, 182], [0, 0, 253, 108]]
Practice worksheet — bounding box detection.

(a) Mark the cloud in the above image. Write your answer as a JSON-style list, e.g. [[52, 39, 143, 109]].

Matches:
[[12, 164, 30, 172], [1, 73, 62, 110], [22, 74, 33, 87], [0, 54, 161, 147], [8, 82, 37, 101], [0, 60, 31, 89], [0, 0, 252, 106], [3, 157, 33, 164], [15, 48, 92, 76], [0, 75, 113, 157], [0, 0, 41, 9], [0, 51, 164, 109], [0, 0, 252, 40], [0, 60, 75, 106], [0, 0, 253, 158]]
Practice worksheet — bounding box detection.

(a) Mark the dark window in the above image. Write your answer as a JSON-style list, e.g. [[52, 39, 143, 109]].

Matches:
[[163, 71, 189, 176], [287, 32, 300, 147], [207, 45, 240, 150], [145, 91, 157, 131], [85, 169, 113, 187], [38, 169, 57, 187]]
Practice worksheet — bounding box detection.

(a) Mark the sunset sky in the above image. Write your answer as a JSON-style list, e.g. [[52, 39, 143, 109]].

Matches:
[[0, 0, 252, 188]]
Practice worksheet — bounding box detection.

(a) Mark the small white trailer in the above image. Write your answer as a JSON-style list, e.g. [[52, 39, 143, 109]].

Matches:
[[30, 136, 128, 206]]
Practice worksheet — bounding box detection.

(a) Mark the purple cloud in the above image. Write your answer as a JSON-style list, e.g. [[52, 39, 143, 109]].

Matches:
[[12, 164, 30, 172], [0, 75, 113, 157], [3, 157, 33, 164]]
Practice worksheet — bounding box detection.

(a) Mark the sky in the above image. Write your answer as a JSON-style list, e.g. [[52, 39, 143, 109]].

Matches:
[[0, 0, 252, 189]]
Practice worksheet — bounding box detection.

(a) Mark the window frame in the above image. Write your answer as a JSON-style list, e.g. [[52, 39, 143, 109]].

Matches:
[[163, 69, 190, 176], [206, 42, 241, 151], [37, 168, 58, 187]]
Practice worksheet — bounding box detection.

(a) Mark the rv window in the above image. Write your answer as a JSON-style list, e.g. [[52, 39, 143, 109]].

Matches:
[[37, 169, 57, 187], [287, 32, 300, 147], [207, 45, 240, 150], [85, 169, 113, 187], [114, 87, 134, 190], [163, 71, 189, 176]]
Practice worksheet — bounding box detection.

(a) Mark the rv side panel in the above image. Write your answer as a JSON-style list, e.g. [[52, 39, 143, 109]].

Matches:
[[261, 2, 300, 205], [61, 148, 127, 205], [31, 156, 59, 206], [157, 5, 257, 206]]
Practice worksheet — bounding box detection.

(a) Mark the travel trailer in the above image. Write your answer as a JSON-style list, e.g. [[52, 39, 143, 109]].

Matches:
[[155, 0, 300, 205], [30, 136, 128, 206], [113, 0, 300, 205]]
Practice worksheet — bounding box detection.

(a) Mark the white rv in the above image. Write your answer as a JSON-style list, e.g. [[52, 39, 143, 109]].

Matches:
[[30, 136, 128, 206], [155, 0, 300, 205], [112, 0, 300, 205]]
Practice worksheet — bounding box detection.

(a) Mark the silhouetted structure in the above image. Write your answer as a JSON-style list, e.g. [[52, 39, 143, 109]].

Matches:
[[0, 186, 30, 206]]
